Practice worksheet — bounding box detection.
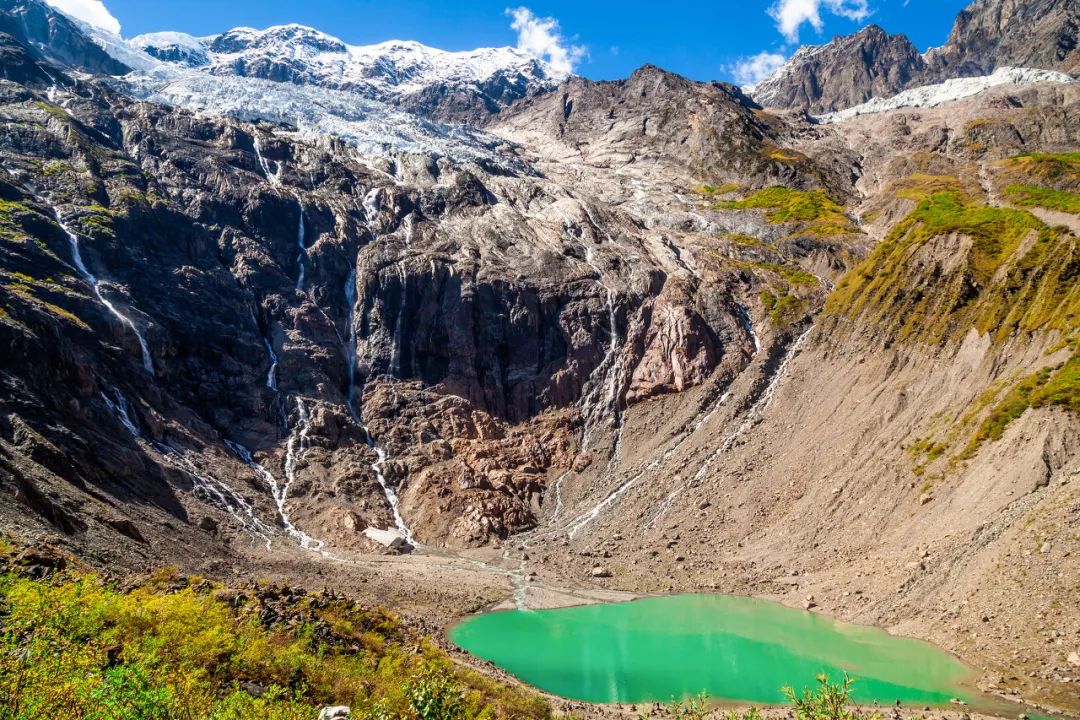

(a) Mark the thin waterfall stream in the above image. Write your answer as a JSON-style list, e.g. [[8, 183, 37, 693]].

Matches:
[[644, 326, 814, 529], [60, 216, 154, 373], [99, 387, 274, 547]]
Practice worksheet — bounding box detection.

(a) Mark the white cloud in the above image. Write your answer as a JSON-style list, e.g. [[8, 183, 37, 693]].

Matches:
[[44, 0, 122, 35], [768, 0, 871, 43], [728, 51, 789, 90], [506, 7, 586, 77]]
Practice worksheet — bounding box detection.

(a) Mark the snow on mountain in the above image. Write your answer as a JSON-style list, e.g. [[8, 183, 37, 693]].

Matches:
[[21, 7, 557, 168], [815, 66, 1077, 123], [130, 32, 210, 67], [130, 24, 562, 122], [118, 64, 528, 169]]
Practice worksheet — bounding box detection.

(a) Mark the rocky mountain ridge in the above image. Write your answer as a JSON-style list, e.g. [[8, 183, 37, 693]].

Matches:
[[753, 0, 1078, 114], [131, 25, 562, 124]]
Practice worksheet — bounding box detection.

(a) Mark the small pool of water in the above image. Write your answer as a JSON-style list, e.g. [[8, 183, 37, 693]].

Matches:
[[450, 594, 1006, 711]]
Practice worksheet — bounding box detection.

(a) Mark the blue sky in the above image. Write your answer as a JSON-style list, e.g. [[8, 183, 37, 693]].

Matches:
[[65, 0, 972, 85]]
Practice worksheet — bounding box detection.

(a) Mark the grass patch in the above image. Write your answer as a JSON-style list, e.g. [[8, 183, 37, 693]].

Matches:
[[1000, 152, 1080, 188], [4, 283, 91, 331], [1005, 185, 1080, 214], [890, 174, 970, 203], [827, 192, 1076, 344], [965, 355, 1079, 454], [739, 260, 820, 288], [39, 160, 70, 178], [759, 289, 807, 326], [0, 565, 549, 720], [719, 187, 859, 239], [697, 183, 740, 197], [763, 147, 805, 163], [723, 233, 765, 248], [720, 187, 844, 224]]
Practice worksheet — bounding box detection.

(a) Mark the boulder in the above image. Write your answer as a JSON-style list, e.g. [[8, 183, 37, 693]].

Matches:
[[318, 707, 351, 720], [363, 528, 411, 553]]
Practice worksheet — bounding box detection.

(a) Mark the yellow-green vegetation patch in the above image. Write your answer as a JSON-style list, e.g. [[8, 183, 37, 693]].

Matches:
[[719, 186, 859, 239], [39, 160, 71, 178], [113, 189, 166, 208], [76, 206, 116, 238], [760, 289, 807, 325], [32, 100, 70, 122], [723, 232, 765, 248], [760, 145, 807, 164], [827, 192, 1077, 345], [1005, 185, 1080, 214], [697, 182, 740, 196], [890, 174, 971, 203], [1001, 152, 1080, 185], [965, 355, 1079, 454], [4, 283, 91, 331], [0, 199, 34, 243], [964, 117, 995, 131], [0, 566, 550, 720], [721, 187, 840, 223], [737, 260, 820, 288]]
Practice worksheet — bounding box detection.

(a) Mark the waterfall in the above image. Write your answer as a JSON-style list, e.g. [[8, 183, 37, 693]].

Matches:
[[578, 244, 626, 456], [550, 470, 570, 521], [100, 387, 141, 438], [553, 202, 628, 459], [362, 187, 381, 222], [342, 269, 360, 421], [644, 326, 814, 529], [283, 397, 312, 504], [225, 438, 323, 552], [253, 136, 282, 186], [562, 370, 753, 539], [60, 217, 154, 373], [263, 338, 279, 390], [371, 447, 416, 545], [390, 261, 408, 377], [98, 386, 273, 547], [157, 442, 275, 550], [342, 186, 418, 547], [294, 199, 308, 292], [738, 304, 760, 354]]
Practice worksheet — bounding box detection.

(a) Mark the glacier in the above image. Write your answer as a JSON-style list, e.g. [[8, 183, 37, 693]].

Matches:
[[815, 67, 1077, 123]]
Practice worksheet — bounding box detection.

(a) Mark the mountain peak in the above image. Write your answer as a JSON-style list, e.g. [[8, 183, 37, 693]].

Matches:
[[754, 0, 1079, 114], [753, 26, 928, 114]]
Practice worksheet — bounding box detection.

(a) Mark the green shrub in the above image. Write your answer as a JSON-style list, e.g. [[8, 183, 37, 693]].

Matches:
[[0, 569, 548, 720], [784, 675, 880, 720], [645, 675, 879, 720]]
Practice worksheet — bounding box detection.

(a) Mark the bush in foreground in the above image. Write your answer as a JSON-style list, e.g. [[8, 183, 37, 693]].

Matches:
[[0, 559, 548, 720]]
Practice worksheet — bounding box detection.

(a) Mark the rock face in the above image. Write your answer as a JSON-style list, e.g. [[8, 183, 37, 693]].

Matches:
[[754, 0, 1079, 114], [1, 3, 1079, 713], [928, 0, 1080, 76], [2, 1, 818, 553], [753, 25, 930, 114], [0, 0, 130, 75]]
